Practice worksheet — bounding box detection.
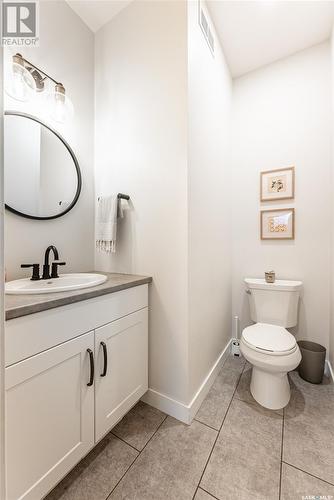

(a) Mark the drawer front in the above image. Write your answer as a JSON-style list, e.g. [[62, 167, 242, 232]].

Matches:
[[6, 284, 148, 366]]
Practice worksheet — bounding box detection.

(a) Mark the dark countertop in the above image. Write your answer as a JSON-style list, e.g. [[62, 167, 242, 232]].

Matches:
[[5, 272, 152, 321]]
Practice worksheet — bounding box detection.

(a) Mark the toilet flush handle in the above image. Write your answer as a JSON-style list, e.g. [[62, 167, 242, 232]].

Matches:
[[245, 289, 251, 295]]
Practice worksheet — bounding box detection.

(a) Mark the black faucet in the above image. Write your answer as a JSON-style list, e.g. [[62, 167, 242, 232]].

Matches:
[[42, 245, 66, 280], [21, 246, 66, 281]]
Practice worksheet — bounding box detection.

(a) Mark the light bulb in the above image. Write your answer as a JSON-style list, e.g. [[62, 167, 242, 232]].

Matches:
[[46, 83, 74, 123], [5, 54, 36, 102]]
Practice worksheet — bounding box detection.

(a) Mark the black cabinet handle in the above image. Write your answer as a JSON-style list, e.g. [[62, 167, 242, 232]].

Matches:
[[100, 342, 108, 377], [87, 348, 94, 386]]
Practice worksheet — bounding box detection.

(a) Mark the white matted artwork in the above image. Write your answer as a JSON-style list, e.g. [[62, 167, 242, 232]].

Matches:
[[260, 166, 295, 201], [261, 208, 295, 240]]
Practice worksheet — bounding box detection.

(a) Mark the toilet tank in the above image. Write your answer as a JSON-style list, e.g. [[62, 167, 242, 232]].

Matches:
[[245, 278, 302, 328]]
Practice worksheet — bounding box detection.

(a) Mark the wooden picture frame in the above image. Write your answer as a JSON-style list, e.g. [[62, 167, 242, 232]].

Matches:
[[261, 208, 295, 240], [260, 166, 295, 202]]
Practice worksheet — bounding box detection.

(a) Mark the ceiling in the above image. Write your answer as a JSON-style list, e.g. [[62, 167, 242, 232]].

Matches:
[[66, 0, 133, 32], [207, 1, 334, 78], [66, 0, 334, 77]]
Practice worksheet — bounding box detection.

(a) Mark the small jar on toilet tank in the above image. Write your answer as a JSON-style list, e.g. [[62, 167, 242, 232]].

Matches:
[[265, 271, 275, 283]]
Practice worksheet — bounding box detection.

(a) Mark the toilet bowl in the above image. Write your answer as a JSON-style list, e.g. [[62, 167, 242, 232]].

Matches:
[[241, 278, 303, 410], [240, 323, 301, 409]]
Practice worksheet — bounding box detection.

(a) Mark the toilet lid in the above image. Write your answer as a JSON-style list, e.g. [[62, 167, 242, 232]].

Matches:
[[242, 323, 296, 354]]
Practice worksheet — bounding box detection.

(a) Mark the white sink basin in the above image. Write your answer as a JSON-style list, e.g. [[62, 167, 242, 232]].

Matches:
[[5, 273, 108, 295]]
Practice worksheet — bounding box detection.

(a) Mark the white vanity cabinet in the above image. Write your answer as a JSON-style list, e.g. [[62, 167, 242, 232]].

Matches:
[[5, 284, 149, 500], [95, 308, 148, 441], [6, 331, 95, 500]]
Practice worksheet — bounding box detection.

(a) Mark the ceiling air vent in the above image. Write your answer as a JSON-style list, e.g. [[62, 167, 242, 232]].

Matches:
[[199, 7, 214, 56]]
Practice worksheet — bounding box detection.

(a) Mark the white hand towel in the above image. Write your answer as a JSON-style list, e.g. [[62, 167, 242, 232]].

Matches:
[[96, 195, 119, 253]]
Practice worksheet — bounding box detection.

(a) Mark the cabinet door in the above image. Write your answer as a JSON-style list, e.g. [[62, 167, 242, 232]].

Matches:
[[6, 331, 95, 500], [95, 308, 148, 442]]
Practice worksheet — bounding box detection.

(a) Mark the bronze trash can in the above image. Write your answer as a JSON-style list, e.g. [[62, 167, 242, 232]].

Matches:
[[297, 340, 326, 384]]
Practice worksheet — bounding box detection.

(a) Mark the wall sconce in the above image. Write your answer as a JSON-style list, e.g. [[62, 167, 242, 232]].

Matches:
[[5, 53, 74, 123]]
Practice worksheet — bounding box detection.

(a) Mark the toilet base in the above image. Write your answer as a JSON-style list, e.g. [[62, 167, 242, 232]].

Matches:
[[250, 366, 291, 410]]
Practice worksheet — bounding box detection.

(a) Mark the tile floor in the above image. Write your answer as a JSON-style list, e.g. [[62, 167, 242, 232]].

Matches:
[[46, 356, 334, 500]]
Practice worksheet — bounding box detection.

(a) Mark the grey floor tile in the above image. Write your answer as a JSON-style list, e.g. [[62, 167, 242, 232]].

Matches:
[[194, 488, 218, 500], [45, 433, 138, 500], [201, 398, 282, 500], [234, 362, 255, 404], [195, 356, 245, 430], [108, 417, 217, 500], [281, 463, 334, 500], [283, 371, 334, 484], [112, 401, 166, 451]]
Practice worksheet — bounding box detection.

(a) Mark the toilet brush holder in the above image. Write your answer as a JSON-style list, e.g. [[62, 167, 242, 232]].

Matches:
[[231, 316, 242, 357], [231, 339, 241, 357]]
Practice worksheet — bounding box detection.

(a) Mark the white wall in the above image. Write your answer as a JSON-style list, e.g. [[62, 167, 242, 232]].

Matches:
[[331, 27, 334, 370], [95, 0, 189, 403], [187, 1, 232, 400], [231, 43, 332, 353], [0, 45, 6, 500], [4, 1, 95, 280], [95, 0, 233, 407]]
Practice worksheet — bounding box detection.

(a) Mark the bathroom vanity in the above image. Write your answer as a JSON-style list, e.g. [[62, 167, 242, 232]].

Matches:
[[5, 273, 151, 500]]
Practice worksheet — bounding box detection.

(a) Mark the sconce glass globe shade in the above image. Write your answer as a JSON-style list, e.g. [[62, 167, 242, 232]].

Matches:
[[46, 90, 74, 123], [5, 62, 37, 102]]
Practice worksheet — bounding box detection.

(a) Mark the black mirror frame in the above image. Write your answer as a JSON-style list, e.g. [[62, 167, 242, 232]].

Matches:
[[4, 110, 82, 221]]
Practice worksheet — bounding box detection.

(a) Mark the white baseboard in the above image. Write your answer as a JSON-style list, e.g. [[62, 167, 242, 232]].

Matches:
[[325, 359, 334, 383], [141, 339, 232, 424], [141, 388, 190, 423], [187, 339, 233, 423]]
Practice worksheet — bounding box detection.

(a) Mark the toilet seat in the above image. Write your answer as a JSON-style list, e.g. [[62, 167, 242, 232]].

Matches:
[[242, 323, 297, 356]]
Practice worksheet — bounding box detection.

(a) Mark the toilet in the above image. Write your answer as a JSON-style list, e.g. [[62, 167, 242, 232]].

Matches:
[[240, 278, 302, 410]]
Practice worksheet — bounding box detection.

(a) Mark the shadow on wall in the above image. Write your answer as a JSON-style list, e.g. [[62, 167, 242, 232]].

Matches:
[[290, 295, 307, 343], [146, 283, 188, 401], [260, 240, 296, 248], [240, 292, 251, 331], [116, 200, 136, 271]]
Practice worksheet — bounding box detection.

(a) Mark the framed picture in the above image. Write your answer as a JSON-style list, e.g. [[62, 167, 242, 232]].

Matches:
[[261, 208, 295, 240], [260, 166, 295, 201]]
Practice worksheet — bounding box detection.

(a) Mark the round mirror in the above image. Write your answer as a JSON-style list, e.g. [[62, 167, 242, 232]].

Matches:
[[4, 111, 81, 220]]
